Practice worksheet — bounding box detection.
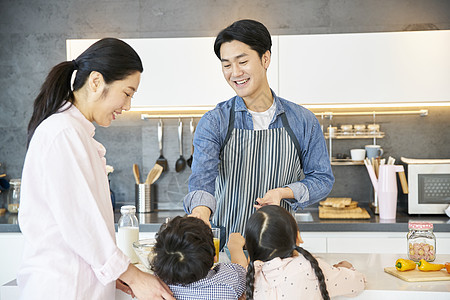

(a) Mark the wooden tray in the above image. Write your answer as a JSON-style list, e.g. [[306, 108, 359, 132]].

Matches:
[[319, 206, 370, 219], [384, 267, 450, 282]]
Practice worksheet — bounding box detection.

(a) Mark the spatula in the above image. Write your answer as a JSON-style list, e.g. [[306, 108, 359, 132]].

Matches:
[[145, 164, 164, 185], [155, 119, 168, 172], [133, 164, 140, 185]]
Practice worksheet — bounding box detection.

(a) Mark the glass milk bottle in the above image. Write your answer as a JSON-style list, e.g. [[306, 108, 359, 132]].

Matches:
[[118, 205, 139, 263]]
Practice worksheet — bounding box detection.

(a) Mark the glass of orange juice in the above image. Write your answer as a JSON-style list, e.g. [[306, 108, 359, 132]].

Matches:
[[212, 228, 220, 263]]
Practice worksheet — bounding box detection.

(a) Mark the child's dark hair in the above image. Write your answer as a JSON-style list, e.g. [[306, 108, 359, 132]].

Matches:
[[244, 205, 330, 300], [27, 37, 143, 147], [151, 216, 215, 285], [214, 19, 272, 59]]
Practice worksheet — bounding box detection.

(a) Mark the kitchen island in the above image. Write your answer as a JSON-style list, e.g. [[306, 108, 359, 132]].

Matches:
[[2, 253, 449, 300]]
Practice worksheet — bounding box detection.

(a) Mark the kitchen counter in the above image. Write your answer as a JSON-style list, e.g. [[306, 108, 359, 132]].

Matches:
[[1, 207, 449, 233], [2, 253, 449, 300]]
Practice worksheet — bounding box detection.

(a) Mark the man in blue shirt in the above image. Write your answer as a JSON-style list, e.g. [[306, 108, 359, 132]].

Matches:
[[183, 19, 334, 245]]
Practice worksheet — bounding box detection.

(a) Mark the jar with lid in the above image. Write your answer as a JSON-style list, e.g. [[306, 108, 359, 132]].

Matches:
[[7, 179, 21, 213], [407, 222, 436, 262], [117, 205, 139, 264]]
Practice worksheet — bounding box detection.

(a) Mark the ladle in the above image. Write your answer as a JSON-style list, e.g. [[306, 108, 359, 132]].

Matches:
[[175, 119, 186, 172]]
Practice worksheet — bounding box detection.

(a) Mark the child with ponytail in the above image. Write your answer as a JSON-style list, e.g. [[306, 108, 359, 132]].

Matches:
[[228, 205, 366, 300]]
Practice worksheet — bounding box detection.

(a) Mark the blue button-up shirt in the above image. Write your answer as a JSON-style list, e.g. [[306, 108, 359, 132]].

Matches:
[[184, 92, 334, 215]]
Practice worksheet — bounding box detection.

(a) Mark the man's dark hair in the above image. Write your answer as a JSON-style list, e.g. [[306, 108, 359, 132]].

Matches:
[[151, 216, 215, 285], [214, 19, 272, 59]]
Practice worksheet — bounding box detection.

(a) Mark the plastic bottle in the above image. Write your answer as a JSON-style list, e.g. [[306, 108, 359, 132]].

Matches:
[[117, 205, 139, 263]]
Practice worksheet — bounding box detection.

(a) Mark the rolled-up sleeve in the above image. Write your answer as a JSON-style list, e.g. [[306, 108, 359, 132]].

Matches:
[[287, 107, 334, 209], [184, 111, 225, 215]]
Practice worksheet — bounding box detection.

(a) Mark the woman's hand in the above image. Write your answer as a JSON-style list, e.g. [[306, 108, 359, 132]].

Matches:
[[189, 205, 211, 227], [116, 279, 135, 298], [254, 187, 294, 209], [119, 264, 175, 300]]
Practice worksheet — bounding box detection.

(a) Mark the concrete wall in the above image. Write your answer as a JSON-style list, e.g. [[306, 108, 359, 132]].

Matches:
[[1, 0, 450, 210]]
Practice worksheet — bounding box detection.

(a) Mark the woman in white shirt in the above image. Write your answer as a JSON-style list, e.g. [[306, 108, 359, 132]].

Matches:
[[18, 38, 174, 300]]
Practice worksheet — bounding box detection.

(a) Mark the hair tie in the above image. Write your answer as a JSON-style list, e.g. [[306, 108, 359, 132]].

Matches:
[[72, 60, 79, 70]]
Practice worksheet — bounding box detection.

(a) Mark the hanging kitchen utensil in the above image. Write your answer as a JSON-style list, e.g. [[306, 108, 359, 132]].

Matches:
[[187, 118, 195, 168], [132, 164, 140, 185], [175, 118, 187, 172], [155, 119, 168, 172], [145, 164, 164, 185]]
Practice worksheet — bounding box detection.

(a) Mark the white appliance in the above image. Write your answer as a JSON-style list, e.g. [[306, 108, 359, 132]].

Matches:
[[401, 158, 450, 214]]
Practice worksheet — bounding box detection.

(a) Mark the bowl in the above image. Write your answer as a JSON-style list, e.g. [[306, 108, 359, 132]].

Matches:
[[132, 238, 156, 270]]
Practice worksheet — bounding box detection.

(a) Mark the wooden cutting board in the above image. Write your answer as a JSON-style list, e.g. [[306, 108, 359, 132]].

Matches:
[[319, 206, 370, 219], [384, 267, 450, 282]]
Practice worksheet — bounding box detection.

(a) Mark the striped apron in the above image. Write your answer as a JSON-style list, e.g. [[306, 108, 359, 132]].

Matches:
[[212, 100, 303, 238]]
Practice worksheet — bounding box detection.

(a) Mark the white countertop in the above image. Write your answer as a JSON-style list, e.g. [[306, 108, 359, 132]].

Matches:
[[319, 253, 450, 300], [2, 253, 449, 300]]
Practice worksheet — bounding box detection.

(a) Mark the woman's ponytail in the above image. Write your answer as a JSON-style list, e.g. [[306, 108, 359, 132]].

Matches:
[[27, 38, 143, 147], [245, 260, 256, 300], [295, 246, 330, 300], [27, 60, 76, 147]]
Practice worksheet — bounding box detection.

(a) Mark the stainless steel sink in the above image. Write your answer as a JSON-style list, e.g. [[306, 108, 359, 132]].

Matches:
[[294, 212, 314, 222]]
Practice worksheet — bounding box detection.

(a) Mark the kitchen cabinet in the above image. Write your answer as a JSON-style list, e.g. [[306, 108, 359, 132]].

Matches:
[[67, 30, 450, 111], [66, 37, 279, 110], [0, 232, 156, 289], [278, 30, 450, 104], [303, 231, 450, 254], [0, 233, 24, 287]]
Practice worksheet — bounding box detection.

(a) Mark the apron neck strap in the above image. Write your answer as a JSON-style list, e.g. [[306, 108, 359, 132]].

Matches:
[[220, 99, 236, 154]]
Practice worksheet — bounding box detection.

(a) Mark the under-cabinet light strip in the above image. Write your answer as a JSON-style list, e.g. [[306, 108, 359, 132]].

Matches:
[[140, 109, 428, 119]]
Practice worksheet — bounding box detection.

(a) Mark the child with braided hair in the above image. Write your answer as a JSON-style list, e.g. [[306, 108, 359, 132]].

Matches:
[[151, 216, 246, 300], [228, 205, 366, 300]]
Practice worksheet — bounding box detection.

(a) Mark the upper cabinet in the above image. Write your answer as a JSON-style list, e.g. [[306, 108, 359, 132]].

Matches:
[[66, 37, 279, 110], [278, 30, 450, 104], [67, 30, 449, 111]]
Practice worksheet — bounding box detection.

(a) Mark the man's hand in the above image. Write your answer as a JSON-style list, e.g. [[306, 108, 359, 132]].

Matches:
[[189, 205, 212, 227], [254, 187, 294, 209]]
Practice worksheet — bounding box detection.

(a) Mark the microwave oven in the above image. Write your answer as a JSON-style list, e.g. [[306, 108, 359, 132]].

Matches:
[[404, 162, 450, 214]]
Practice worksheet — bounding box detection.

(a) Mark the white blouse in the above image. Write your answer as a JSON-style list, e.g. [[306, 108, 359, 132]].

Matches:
[[18, 103, 130, 299], [253, 255, 366, 299]]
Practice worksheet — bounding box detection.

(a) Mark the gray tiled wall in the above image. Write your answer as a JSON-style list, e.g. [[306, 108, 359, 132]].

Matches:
[[1, 0, 450, 210]]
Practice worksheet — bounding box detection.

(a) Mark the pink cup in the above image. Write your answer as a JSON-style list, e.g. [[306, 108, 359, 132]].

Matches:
[[377, 165, 404, 219]]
